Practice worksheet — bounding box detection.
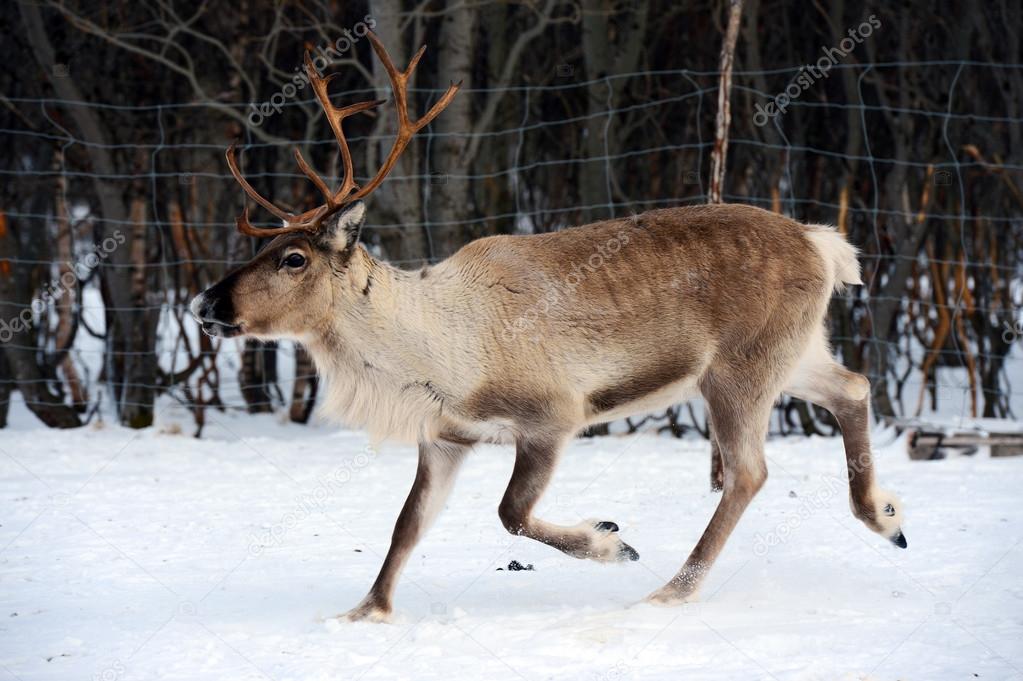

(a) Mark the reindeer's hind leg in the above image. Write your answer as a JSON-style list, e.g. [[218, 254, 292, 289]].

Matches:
[[648, 373, 774, 605], [784, 333, 906, 547]]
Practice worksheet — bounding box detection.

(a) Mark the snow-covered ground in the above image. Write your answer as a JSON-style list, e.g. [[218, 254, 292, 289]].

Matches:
[[2, 401, 1022, 681]]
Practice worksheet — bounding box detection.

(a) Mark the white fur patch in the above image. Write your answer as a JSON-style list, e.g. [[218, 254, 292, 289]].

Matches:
[[316, 354, 445, 444], [866, 488, 904, 537], [805, 225, 862, 291]]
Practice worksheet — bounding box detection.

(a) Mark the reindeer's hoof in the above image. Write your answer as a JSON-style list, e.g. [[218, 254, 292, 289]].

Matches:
[[645, 585, 698, 606], [890, 530, 908, 549], [343, 599, 392, 623], [589, 520, 639, 561]]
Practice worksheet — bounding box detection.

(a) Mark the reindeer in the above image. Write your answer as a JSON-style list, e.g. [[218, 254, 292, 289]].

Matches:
[[191, 32, 906, 623]]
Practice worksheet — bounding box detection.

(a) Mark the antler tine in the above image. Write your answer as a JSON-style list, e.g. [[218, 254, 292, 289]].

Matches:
[[226, 144, 296, 223], [234, 205, 324, 238], [348, 31, 462, 203], [412, 80, 462, 133], [303, 51, 386, 206], [227, 145, 330, 236], [366, 35, 416, 126], [404, 44, 428, 80], [292, 147, 335, 206]]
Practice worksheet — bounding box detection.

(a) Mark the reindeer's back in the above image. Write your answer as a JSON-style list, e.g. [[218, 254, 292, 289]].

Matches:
[[435, 203, 831, 412], [445, 203, 828, 332]]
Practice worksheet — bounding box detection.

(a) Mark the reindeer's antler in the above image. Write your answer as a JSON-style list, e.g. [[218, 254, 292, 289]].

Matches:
[[226, 31, 462, 237]]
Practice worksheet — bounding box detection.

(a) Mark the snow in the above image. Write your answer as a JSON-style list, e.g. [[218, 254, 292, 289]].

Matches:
[[2, 403, 1022, 680]]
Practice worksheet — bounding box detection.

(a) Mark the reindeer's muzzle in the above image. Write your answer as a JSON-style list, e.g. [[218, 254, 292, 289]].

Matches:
[[190, 287, 243, 338]]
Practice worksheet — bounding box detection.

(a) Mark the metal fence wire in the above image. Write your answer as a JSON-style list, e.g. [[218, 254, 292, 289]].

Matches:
[[1, 58, 1021, 435]]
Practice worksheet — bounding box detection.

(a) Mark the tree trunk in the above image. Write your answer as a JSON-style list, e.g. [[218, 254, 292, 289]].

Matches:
[[427, 4, 475, 258], [53, 152, 88, 411], [580, 0, 648, 223], [580, 0, 615, 223], [106, 193, 159, 428], [20, 1, 157, 428], [289, 345, 318, 423], [0, 211, 81, 429], [708, 0, 744, 203], [240, 339, 277, 413], [367, 0, 429, 265], [0, 349, 10, 428]]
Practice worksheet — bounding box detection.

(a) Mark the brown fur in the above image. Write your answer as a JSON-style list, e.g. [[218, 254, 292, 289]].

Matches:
[[192, 202, 906, 620]]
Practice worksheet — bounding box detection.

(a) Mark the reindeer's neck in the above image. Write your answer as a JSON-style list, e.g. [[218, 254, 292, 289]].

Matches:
[[303, 247, 455, 442]]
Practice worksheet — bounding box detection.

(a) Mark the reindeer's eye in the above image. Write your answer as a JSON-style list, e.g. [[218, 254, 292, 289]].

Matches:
[[282, 253, 307, 269]]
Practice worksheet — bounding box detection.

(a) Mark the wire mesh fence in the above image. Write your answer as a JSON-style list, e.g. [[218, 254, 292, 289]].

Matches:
[[2, 56, 1021, 435]]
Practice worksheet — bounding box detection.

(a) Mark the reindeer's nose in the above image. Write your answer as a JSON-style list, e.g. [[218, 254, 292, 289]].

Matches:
[[190, 292, 212, 321], [190, 290, 242, 338]]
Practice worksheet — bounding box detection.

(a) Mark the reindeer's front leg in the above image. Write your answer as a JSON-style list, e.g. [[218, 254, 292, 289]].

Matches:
[[498, 434, 640, 563], [345, 440, 469, 622]]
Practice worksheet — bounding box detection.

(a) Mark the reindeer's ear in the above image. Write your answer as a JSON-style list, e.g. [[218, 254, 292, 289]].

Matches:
[[320, 201, 366, 253]]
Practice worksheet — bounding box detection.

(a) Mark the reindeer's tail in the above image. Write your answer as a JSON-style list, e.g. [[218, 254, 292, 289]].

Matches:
[[805, 225, 862, 293]]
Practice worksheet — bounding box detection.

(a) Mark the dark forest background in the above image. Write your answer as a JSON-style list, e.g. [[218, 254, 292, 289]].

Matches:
[[1, 0, 1020, 436]]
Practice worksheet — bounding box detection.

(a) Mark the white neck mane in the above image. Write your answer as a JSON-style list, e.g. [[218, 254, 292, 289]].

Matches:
[[302, 247, 470, 444]]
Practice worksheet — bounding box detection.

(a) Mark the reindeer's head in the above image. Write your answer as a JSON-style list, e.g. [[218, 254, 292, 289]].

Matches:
[[189, 202, 369, 340], [190, 32, 460, 342]]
